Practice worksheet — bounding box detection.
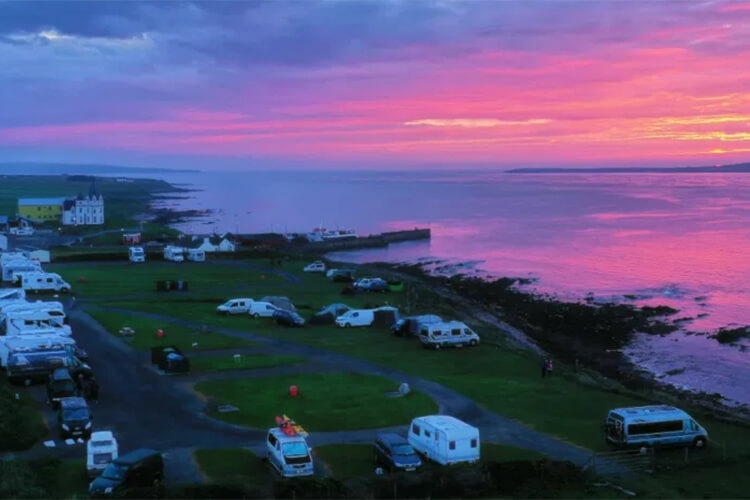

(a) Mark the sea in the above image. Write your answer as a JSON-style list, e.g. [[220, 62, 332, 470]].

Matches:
[[136, 169, 750, 407]]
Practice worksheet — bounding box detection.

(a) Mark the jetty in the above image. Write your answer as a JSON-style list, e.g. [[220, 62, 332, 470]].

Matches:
[[295, 228, 430, 253]]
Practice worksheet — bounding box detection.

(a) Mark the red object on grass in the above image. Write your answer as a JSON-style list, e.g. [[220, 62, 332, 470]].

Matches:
[[79, 276, 87, 283], [261, 274, 266, 281], [289, 385, 298, 397], [157, 329, 165, 338]]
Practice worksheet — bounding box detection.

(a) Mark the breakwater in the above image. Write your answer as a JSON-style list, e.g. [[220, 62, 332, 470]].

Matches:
[[297, 228, 430, 253]]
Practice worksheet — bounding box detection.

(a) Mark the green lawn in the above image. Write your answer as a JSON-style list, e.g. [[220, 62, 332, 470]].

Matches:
[[87, 309, 255, 352], [0, 378, 48, 452], [193, 448, 271, 485], [195, 373, 438, 431], [190, 354, 305, 373]]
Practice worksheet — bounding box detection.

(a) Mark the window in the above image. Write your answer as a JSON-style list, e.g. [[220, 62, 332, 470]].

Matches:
[[412, 424, 420, 436], [352, 312, 359, 317], [268, 433, 278, 446], [449, 441, 456, 450], [451, 329, 462, 336], [627, 420, 683, 435], [470, 439, 477, 448], [425, 430, 431, 438], [432, 330, 442, 337], [689, 420, 699, 431]]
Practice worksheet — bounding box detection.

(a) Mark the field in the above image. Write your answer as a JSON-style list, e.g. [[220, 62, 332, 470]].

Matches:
[[190, 354, 305, 373], [0, 378, 48, 452], [193, 449, 271, 485]]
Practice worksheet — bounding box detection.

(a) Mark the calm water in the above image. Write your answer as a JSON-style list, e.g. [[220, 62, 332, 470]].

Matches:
[[145, 170, 750, 405]]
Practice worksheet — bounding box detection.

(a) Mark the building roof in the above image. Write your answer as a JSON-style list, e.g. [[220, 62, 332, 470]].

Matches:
[[18, 198, 64, 206]]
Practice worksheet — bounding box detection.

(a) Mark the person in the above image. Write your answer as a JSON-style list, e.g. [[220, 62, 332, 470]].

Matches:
[[546, 359, 554, 378], [540, 357, 548, 378], [70, 296, 76, 310], [88, 377, 99, 403]]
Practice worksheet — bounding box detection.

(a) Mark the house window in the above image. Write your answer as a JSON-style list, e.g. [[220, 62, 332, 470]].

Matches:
[[470, 439, 477, 448], [449, 441, 456, 450]]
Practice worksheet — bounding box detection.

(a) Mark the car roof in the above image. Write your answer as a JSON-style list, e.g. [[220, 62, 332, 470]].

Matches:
[[60, 397, 88, 409], [269, 428, 308, 442], [610, 405, 690, 421], [377, 433, 408, 446], [115, 448, 160, 465], [91, 431, 115, 441]]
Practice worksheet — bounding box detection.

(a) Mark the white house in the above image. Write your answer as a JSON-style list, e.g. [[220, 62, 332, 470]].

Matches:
[[62, 183, 104, 226], [182, 234, 236, 253]]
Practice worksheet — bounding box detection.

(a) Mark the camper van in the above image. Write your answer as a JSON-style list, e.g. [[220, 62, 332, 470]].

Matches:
[[408, 415, 480, 465], [266, 428, 314, 478], [0, 310, 72, 337], [1, 301, 66, 323], [18, 272, 72, 293], [0, 334, 76, 367], [335, 309, 375, 328], [605, 405, 709, 449], [419, 321, 480, 350], [248, 301, 280, 318], [128, 246, 145, 263], [87, 431, 119, 478], [216, 298, 254, 315], [303, 261, 326, 273], [2, 259, 42, 282], [163, 246, 184, 262], [187, 248, 205, 262]]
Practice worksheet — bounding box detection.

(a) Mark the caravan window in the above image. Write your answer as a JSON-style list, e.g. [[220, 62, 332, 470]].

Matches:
[[470, 439, 477, 448], [411, 424, 420, 436], [627, 420, 683, 435], [451, 328, 462, 336], [449, 441, 456, 450]]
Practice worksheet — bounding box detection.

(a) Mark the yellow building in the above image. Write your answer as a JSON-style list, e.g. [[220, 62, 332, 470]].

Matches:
[[17, 198, 64, 221]]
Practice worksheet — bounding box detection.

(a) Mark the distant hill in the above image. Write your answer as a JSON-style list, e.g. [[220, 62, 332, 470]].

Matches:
[[507, 162, 750, 174], [0, 162, 197, 175]]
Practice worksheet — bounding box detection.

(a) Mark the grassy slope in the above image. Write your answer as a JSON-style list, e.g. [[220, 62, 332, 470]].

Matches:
[[190, 354, 305, 373], [193, 449, 271, 485], [195, 372, 438, 431], [0, 378, 48, 452]]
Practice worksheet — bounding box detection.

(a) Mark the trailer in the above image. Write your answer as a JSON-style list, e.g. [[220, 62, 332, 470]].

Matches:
[[408, 415, 480, 465], [187, 248, 205, 262], [128, 246, 146, 263]]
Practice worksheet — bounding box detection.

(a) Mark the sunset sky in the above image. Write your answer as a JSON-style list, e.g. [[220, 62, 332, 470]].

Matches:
[[1, 0, 750, 170]]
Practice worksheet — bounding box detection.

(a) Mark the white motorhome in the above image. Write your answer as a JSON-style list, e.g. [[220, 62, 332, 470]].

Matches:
[[216, 298, 254, 315], [0, 310, 72, 337], [187, 248, 205, 262], [0, 334, 75, 367], [408, 415, 480, 465], [1, 301, 66, 324], [335, 309, 375, 328], [128, 246, 146, 263], [0, 252, 30, 267], [0, 288, 26, 304], [248, 301, 280, 318], [266, 428, 314, 478], [17, 272, 72, 293], [2, 259, 42, 282], [87, 431, 119, 478], [163, 246, 184, 262], [419, 321, 480, 350]]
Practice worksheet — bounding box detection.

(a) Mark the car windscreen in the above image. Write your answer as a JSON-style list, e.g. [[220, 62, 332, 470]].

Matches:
[[92, 440, 113, 448], [94, 452, 114, 464], [393, 444, 416, 456], [53, 380, 75, 393], [282, 442, 309, 457], [101, 464, 128, 480], [63, 408, 89, 421]]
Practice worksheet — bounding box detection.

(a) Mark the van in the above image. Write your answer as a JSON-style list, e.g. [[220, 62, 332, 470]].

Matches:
[[304, 261, 326, 273], [87, 431, 119, 478], [163, 246, 184, 262], [89, 448, 164, 498], [58, 396, 93, 439], [18, 272, 72, 293], [408, 415, 480, 465], [335, 309, 375, 328], [419, 321, 480, 350], [47, 367, 77, 408], [249, 301, 280, 318], [128, 247, 145, 263], [187, 248, 205, 262], [605, 405, 709, 449], [1, 309, 72, 337], [266, 428, 314, 478], [216, 298, 254, 315]]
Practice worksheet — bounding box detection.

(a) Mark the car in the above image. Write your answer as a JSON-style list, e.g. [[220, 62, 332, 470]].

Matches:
[[374, 433, 422, 472], [248, 301, 280, 318], [216, 298, 254, 315], [303, 261, 326, 273], [58, 396, 93, 439], [354, 277, 388, 291], [273, 309, 306, 327], [47, 367, 77, 409], [89, 448, 164, 498], [326, 269, 354, 282]]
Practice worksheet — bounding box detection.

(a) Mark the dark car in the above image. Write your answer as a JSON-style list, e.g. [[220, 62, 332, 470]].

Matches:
[[58, 396, 92, 439], [272, 309, 305, 327], [47, 368, 77, 408], [89, 448, 164, 498], [374, 433, 422, 472], [328, 269, 354, 282], [367, 279, 390, 293]]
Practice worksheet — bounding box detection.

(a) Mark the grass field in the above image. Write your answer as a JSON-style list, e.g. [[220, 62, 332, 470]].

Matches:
[[193, 448, 271, 485], [0, 378, 48, 452], [195, 372, 438, 431], [190, 354, 305, 373]]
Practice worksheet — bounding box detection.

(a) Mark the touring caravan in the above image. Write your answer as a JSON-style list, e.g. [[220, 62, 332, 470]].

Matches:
[[605, 405, 709, 448], [163, 246, 184, 262], [87, 431, 119, 478], [335, 309, 375, 328], [187, 248, 205, 262], [408, 415, 480, 465], [17, 272, 72, 293], [2, 259, 42, 282], [128, 246, 146, 263], [419, 321, 480, 349]]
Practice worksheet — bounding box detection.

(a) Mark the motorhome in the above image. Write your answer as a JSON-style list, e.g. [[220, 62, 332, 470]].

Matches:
[[128, 246, 146, 263], [335, 309, 375, 328], [0, 334, 75, 367], [17, 272, 72, 293], [163, 246, 184, 262], [1, 300, 65, 321], [248, 301, 280, 318], [605, 405, 709, 448], [0, 310, 72, 337], [187, 248, 205, 262], [408, 415, 480, 465], [87, 431, 119, 478], [419, 321, 480, 350], [0, 288, 25, 303], [2, 259, 42, 282], [266, 428, 314, 478], [216, 298, 254, 315]]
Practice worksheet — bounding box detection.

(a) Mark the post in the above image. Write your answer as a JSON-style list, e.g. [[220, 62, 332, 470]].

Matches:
[[684, 446, 689, 465], [723, 441, 726, 461]]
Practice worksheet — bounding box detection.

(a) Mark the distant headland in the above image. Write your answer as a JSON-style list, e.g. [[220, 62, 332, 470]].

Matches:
[[0, 162, 198, 175], [507, 161, 750, 174]]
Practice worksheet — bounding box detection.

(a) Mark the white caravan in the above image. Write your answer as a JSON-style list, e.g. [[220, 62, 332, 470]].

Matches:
[[87, 431, 119, 478], [408, 415, 480, 465], [187, 248, 205, 262], [2, 259, 42, 282], [0, 310, 72, 337], [0, 334, 75, 367], [17, 272, 72, 293], [335, 309, 375, 328], [216, 298, 254, 315], [266, 428, 314, 478], [128, 246, 146, 263], [303, 261, 326, 273], [163, 246, 184, 262], [248, 301, 280, 318], [418, 321, 480, 350]]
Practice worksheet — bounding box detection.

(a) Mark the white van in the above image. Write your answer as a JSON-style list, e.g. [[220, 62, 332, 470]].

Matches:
[[335, 309, 375, 328], [249, 301, 280, 318], [87, 431, 119, 477], [163, 246, 184, 262], [216, 298, 254, 315], [266, 428, 314, 478], [18, 272, 72, 293], [128, 246, 146, 263], [419, 321, 480, 350], [304, 261, 326, 273], [2, 259, 42, 282], [1, 301, 66, 324], [187, 248, 205, 262], [408, 415, 480, 465]]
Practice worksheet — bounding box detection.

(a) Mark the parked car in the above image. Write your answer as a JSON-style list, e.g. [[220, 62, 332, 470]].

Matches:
[[266, 428, 314, 478], [249, 301, 280, 318], [303, 261, 326, 273], [47, 367, 77, 408], [216, 298, 254, 315], [326, 269, 354, 282], [89, 448, 164, 498], [335, 309, 375, 328], [605, 405, 709, 449], [87, 431, 119, 478], [273, 309, 306, 327], [58, 396, 93, 439], [374, 433, 422, 472], [419, 321, 480, 349]]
